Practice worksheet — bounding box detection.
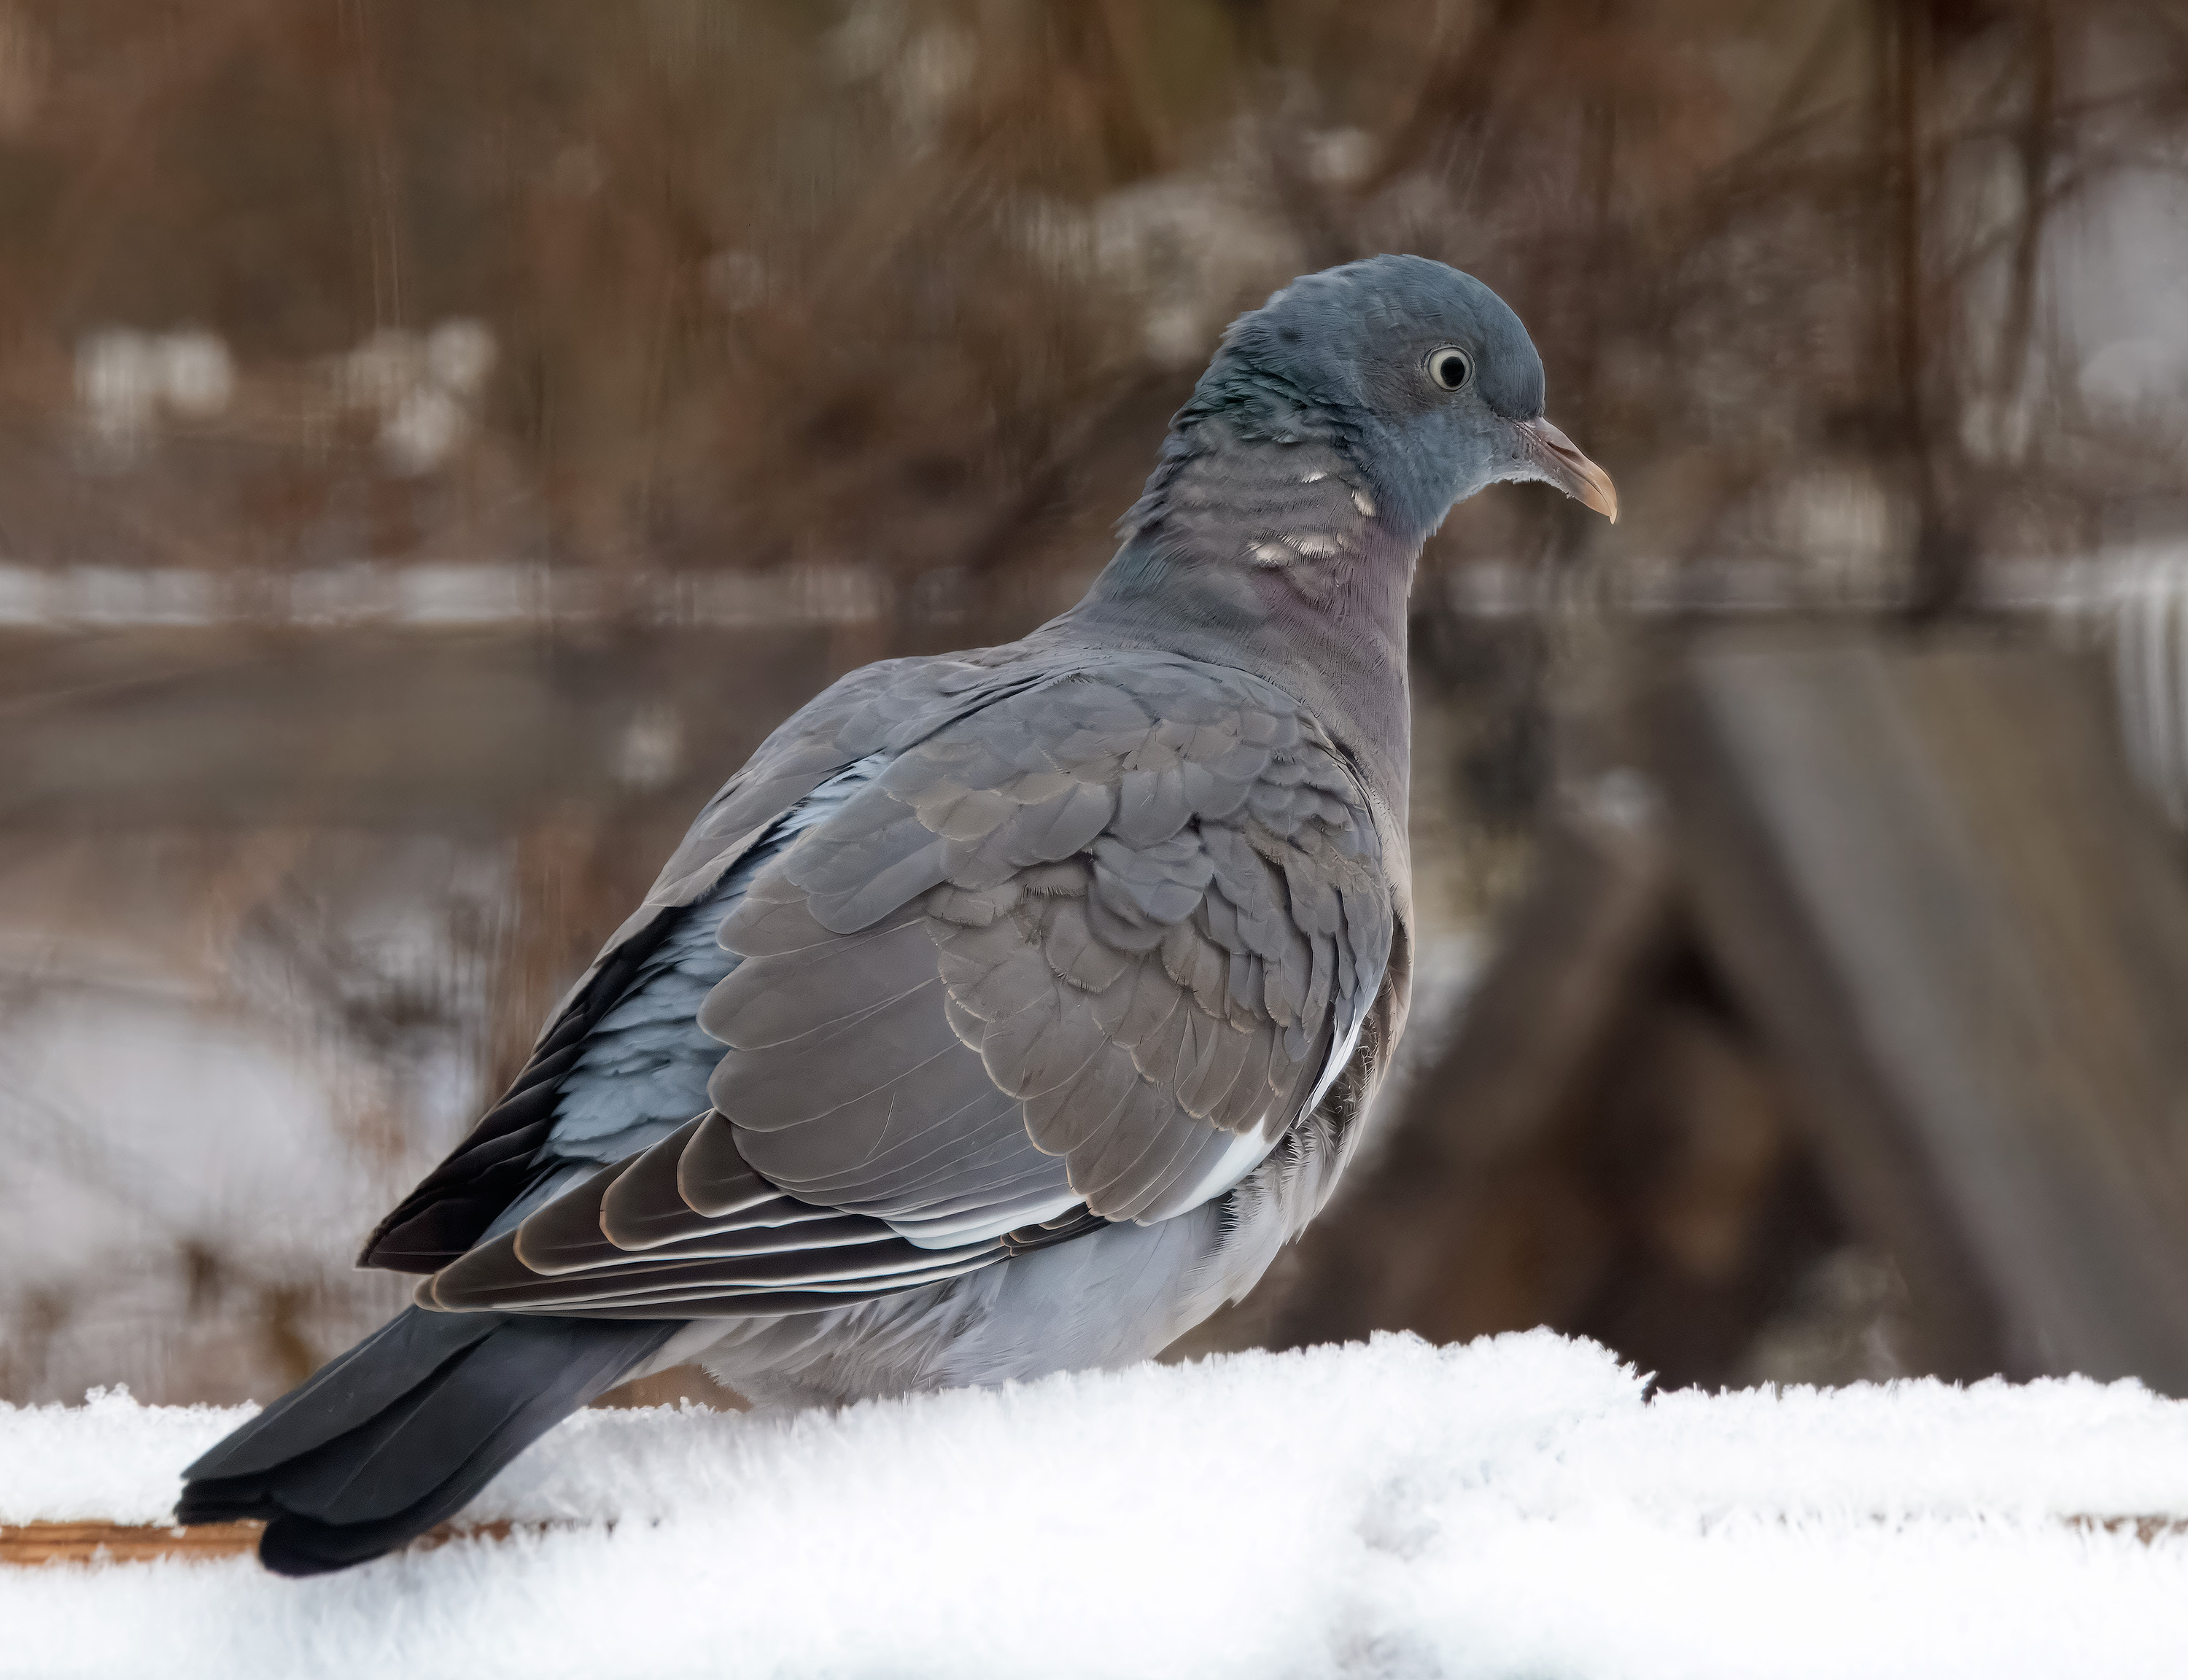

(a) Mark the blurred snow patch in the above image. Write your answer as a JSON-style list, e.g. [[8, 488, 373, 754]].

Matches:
[[8, 1331, 2188, 1678], [2100, 545, 2188, 823], [75, 327, 235, 462], [829, 1, 972, 145], [613, 702, 683, 792], [1305, 126, 1376, 187], [338, 321, 497, 475], [1023, 175, 1302, 369], [0, 561, 894, 629], [2080, 335, 2188, 415], [158, 331, 237, 417]]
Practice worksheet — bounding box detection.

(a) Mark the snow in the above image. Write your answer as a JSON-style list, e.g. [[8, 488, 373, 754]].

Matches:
[[7, 1330, 2188, 1678], [0, 560, 893, 629]]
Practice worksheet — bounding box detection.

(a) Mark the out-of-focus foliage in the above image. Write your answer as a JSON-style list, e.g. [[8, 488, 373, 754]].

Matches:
[[0, 0, 2179, 599]]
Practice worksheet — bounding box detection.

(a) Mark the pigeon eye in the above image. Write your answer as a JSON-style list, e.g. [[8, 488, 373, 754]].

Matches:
[[1427, 347, 1473, 392]]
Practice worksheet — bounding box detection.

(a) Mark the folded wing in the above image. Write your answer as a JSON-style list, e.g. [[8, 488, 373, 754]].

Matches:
[[397, 654, 1397, 1318]]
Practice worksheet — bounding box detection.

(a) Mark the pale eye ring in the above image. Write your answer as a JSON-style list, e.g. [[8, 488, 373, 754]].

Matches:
[[1426, 346, 1473, 392]]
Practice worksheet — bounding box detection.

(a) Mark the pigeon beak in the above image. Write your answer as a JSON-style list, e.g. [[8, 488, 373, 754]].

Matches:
[[1512, 416, 1618, 524]]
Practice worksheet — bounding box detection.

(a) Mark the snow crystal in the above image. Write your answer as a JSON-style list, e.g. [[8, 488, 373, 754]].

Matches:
[[0, 1385, 247, 1527], [7, 1330, 2188, 1679]]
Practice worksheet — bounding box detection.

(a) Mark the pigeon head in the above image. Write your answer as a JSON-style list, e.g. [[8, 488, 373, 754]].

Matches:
[[1182, 253, 1616, 541], [1068, 255, 1612, 782]]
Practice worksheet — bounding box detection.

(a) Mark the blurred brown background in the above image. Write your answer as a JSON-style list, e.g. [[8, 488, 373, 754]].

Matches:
[[6, 0, 2188, 1407]]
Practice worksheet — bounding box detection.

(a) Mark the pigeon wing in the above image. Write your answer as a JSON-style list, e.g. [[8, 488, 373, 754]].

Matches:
[[416, 656, 1396, 1318], [359, 647, 1078, 1273], [748, 658, 1397, 1223]]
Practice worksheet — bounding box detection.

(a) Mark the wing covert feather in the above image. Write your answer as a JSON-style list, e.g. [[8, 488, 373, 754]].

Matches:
[[406, 650, 1399, 1319], [714, 660, 1394, 1224]]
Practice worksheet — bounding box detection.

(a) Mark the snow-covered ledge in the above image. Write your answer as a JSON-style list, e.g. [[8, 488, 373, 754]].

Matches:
[[6, 1331, 2188, 1678]]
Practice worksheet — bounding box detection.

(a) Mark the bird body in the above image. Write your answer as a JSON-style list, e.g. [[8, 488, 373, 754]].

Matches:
[[177, 254, 1614, 1573]]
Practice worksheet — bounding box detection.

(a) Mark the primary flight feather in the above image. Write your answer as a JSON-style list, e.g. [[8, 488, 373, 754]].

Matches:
[[176, 253, 1615, 1575]]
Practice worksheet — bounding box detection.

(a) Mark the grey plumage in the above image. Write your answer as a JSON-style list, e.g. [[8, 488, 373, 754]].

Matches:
[[174, 1310, 678, 1574], [179, 253, 1615, 1574]]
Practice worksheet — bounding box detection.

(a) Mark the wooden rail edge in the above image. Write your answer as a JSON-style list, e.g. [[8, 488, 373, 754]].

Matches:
[[5, 1512, 2186, 1566], [0, 1517, 588, 1566]]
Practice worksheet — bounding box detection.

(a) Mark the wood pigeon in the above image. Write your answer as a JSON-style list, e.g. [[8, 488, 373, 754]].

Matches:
[[176, 253, 1615, 1574]]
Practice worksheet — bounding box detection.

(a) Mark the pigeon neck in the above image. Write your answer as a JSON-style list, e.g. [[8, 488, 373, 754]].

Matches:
[[1054, 421, 1418, 804]]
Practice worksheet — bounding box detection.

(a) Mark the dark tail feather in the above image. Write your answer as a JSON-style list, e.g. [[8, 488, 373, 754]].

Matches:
[[176, 1307, 677, 1576]]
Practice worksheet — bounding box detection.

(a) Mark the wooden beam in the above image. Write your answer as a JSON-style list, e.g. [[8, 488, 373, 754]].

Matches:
[[0, 1517, 583, 1566], [0, 1522, 262, 1565], [1667, 631, 2188, 1389]]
